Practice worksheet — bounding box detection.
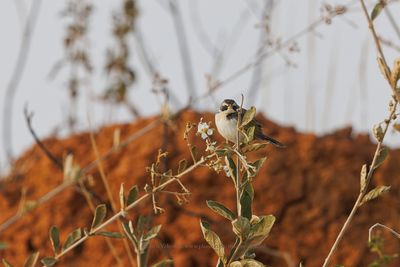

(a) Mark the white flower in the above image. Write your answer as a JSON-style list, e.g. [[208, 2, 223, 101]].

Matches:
[[223, 165, 231, 177], [197, 118, 213, 139]]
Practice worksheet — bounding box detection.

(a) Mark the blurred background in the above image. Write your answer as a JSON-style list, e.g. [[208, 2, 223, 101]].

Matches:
[[1, 0, 400, 172], [1, 1, 400, 266]]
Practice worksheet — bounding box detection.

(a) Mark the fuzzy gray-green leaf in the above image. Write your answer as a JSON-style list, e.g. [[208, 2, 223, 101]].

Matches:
[[62, 228, 82, 252], [122, 222, 138, 246], [238, 259, 265, 266], [246, 126, 255, 143], [371, 2, 385, 21], [373, 147, 388, 170], [360, 185, 391, 206], [199, 220, 225, 260], [250, 157, 267, 177], [49, 226, 60, 254], [152, 259, 174, 267], [206, 200, 236, 221], [126, 185, 139, 206], [241, 107, 256, 127], [143, 225, 162, 241], [248, 215, 275, 247], [91, 204, 107, 231], [242, 143, 267, 153], [360, 164, 367, 192], [224, 156, 237, 179], [240, 182, 254, 220], [1, 259, 13, 267], [178, 159, 187, 174], [41, 257, 57, 267], [23, 252, 40, 267], [232, 216, 251, 240], [96, 232, 124, 238]]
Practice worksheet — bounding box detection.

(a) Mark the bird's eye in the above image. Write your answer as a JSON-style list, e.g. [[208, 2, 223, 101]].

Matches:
[[220, 105, 228, 111]]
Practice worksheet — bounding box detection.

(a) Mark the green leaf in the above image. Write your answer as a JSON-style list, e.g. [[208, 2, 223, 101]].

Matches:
[[206, 200, 236, 221], [199, 220, 225, 260], [23, 252, 40, 267], [2, 259, 13, 267], [360, 164, 367, 192], [91, 204, 107, 231], [151, 259, 174, 267], [250, 157, 267, 177], [248, 215, 275, 247], [96, 232, 124, 238], [41, 257, 57, 267], [62, 228, 82, 252], [360, 185, 391, 206], [190, 145, 198, 161], [126, 185, 139, 206], [0, 242, 8, 250], [215, 149, 229, 156], [122, 222, 138, 246], [224, 156, 237, 180], [241, 107, 256, 127], [246, 126, 255, 143], [232, 216, 251, 240], [373, 147, 388, 169], [178, 159, 187, 174], [239, 259, 265, 266], [371, 2, 385, 21], [242, 143, 267, 153], [49, 226, 60, 254], [137, 216, 150, 236], [216, 258, 225, 267], [240, 182, 254, 220], [143, 225, 162, 241]]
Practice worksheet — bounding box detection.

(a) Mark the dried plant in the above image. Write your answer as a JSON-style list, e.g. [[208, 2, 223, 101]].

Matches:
[[322, 1, 400, 266], [49, 0, 93, 131], [102, 0, 140, 117]]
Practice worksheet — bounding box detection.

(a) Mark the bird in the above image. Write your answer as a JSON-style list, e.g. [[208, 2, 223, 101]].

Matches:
[[215, 99, 285, 148]]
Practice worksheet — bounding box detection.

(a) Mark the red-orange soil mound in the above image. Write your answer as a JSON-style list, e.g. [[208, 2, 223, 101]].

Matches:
[[1, 110, 400, 267]]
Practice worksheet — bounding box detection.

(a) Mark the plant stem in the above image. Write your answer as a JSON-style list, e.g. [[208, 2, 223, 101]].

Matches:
[[227, 239, 243, 265], [322, 1, 399, 265], [41, 155, 211, 266], [323, 102, 396, 267], [235, 95, 245, 217]]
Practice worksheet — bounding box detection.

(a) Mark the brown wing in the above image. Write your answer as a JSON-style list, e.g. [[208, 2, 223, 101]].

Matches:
[[244, 116, 285, 148]]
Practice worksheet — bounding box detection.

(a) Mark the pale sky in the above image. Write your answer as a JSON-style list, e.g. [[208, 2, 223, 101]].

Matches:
[[1, 0, 400, 171]]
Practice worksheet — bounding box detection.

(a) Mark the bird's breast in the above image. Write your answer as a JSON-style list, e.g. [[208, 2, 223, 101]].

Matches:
[[215, 112, 243, 143]]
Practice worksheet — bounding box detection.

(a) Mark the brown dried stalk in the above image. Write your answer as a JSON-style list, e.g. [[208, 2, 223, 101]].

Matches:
[[322, 1, 399, 266]]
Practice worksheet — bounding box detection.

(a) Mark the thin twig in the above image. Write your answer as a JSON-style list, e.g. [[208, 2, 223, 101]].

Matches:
[[24, 106, 63, 170], [368, 223, 400, 243], [0, 119, 161, 233], [40, 154, 213, 266]]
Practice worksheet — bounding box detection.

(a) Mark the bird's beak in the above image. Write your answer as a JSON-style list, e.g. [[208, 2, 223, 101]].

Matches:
[[227, 104, 234, 112]]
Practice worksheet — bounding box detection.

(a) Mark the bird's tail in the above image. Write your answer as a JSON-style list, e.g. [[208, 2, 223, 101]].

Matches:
[[260, 134, 285, 148]]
